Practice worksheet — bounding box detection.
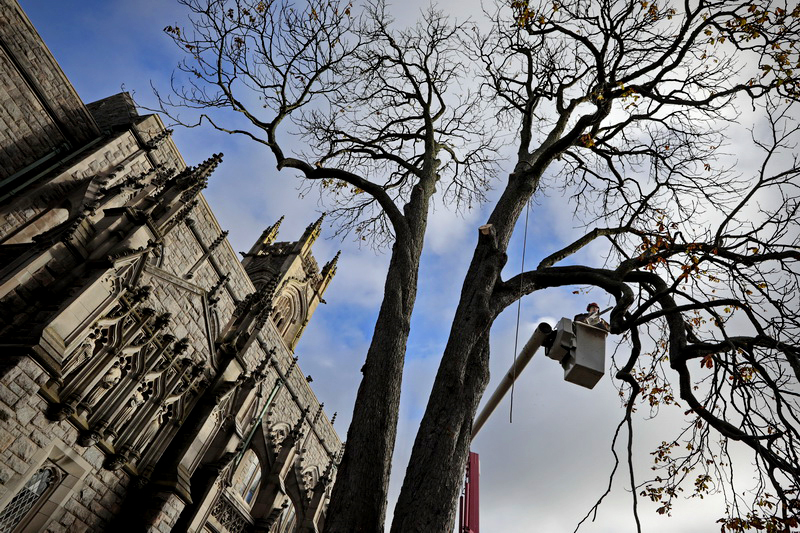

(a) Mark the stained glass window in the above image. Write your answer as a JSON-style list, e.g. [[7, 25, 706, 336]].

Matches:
[[0, 466, 60, 533], [232, 450, 261, 506]]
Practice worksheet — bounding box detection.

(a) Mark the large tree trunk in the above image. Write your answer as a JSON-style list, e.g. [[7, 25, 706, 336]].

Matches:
[[391, 331, 492, 533], [390, 231, 507, 532], [324, 229, 425, 532], [391, 177, 535, 532]]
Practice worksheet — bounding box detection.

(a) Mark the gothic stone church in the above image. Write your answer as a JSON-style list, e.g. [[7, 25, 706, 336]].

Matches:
[[0, 2, 342, 531]]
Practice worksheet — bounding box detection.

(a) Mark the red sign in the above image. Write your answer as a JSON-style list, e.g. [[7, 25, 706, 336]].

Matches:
[[458, 452, 480, 533]]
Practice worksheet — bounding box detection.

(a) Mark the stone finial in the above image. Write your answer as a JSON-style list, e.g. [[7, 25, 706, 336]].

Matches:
[[262, 277, 279, 304], [285, 356, 299, 378], [319, 455, 336, 488], [321, 250, 341, 279], [132, 285, 152, 303], [298, 213, 326, 250], [207, 274, 230, 306], [152, 313, 172, 331], [305, 213, 325, 234], [233, 292, 255, 318], [264, 216, 284, 246], [336, 442, 346, 463], [144, 128, 173, 150], [212, 230, 229, 248], [173, 337, 190, 355], [243, 216, 285, 261], [197, 152, 224, 176], [290, 406, 311, 439], [175, 153, 223, 200]]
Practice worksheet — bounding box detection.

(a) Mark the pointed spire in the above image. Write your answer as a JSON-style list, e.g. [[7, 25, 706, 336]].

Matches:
[[321, 250, 341, 279], [270, 215, 284, 233], [263, 215, 284, 247], [198, 152, 224, 176], [241, 216, 283, 272], [150, 153, 223, 231], [317, 250, 340, 300], [176, 152, 223, 192], [242, 215, 284, 261], [306, 213, 325, 234], [298, 213, 325, 251]]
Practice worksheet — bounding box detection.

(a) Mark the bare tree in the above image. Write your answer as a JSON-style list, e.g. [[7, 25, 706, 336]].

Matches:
[[162, 0, 800, 530], [391, 1, 800, 531], [157, 0, 496, 530]]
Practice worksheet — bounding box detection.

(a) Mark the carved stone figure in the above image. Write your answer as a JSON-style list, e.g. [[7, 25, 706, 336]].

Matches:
[[133, 404, 170, 453], [84, 361, 123, 408], [61, 331, 99, 379], [115, 385, 147, 432]]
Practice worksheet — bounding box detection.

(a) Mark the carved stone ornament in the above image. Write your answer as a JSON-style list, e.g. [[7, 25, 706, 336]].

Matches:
[[104, 452, 128, 471], [78, 429, 103, 447], [210, 494, 250, 533], [83, 362, 123, 408], [47, 402, 75, 422]]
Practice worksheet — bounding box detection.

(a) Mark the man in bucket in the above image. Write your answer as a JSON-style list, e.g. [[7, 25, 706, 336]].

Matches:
[[574, 302, 610, 332]]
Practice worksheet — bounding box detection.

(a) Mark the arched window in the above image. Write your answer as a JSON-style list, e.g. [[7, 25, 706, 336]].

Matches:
[[232, 450, 262, 506], [272, 295, 292, 335], [269, 498, 297, 533], [0, 466, 62, 531]]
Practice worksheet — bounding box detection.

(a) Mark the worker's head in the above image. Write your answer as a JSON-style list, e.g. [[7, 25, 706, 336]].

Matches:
[[587, 302, 600, 313]]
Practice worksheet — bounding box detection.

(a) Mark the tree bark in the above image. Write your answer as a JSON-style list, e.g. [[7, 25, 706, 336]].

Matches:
[[390, 235, 505, 531], [324, 223, 426, 532], [391, 329, 492, 533], [391, 177, 535, 532]]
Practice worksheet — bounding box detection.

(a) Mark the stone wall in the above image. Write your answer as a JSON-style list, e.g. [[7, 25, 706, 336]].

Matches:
[[0, 0, 100, 180], [0, 358, 131, 532]]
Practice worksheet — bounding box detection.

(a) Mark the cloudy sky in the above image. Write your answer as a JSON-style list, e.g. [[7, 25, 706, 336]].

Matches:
[[18, 0, 762, 531]]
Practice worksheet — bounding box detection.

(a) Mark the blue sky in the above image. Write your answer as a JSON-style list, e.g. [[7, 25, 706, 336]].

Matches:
[[17, 1, 753, 531]]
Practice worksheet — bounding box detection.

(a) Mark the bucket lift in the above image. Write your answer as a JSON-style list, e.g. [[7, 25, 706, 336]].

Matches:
[[545, 317, 609, 389], [463, 314, 610, 531], [472, 315, 610, 438]]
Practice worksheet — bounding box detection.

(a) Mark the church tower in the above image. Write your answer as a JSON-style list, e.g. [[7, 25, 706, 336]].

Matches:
[[241, 214, 339, 351], [0, 5, 342, 531]]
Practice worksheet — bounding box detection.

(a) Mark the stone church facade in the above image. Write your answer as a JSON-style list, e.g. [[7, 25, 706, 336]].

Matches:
[[0, 1, 342, 531]]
